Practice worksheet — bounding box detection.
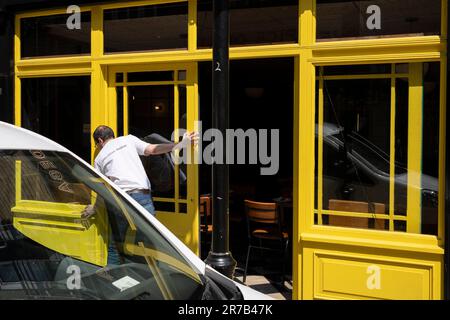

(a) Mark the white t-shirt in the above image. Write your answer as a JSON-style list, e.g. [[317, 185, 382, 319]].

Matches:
[[94, 135, 151, 192]]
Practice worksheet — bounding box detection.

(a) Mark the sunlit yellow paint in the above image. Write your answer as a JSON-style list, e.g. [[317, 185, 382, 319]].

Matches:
[[389, 65, 396, 231], [188, 0, 197, 52], [318, 68, 323, 226], [312, 249, 440, 300]]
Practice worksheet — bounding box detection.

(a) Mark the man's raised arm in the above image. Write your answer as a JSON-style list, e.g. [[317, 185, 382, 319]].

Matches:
[[143, 132, 198, 156]]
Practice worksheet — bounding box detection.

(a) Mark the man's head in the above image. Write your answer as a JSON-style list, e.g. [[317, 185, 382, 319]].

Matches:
[[93, 125, 115, 150]]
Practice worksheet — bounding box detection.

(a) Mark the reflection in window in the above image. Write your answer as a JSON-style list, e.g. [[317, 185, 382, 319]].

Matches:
[[128, 85, 174, 142], [21, 12, 91, 58], [128, 85, 175, 199], [422, 62, 440, 236], [21, 77, 91, 162], [315, 63, 441, 236], [316, 0, 441, 41], [394, 78, 408, 220], [321, 78, 391, 217], [104, 2, 188, 53], [197, 0, 298, 48], [178, 85, 187, 199]]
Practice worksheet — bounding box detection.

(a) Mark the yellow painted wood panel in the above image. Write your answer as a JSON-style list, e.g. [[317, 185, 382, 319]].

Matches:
[[315, 253, 432, 300]]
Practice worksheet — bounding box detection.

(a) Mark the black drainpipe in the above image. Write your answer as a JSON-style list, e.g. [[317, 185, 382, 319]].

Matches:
[[204, 0, 237, 279]]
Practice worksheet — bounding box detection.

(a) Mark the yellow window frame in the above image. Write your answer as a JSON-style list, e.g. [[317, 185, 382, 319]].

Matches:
[[314, 63, 432, 235], [109, 64, 193, 216]]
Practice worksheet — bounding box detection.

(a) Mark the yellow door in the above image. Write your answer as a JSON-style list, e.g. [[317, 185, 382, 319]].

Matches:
[[108, 63, 199, 255]]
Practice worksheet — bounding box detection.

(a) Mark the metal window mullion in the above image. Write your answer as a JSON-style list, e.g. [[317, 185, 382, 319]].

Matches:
[[406, 63, 424, 234]]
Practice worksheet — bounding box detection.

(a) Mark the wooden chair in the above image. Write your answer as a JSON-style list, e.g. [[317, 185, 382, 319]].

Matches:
[[243, 200, 289, 284], [328, 199, 386, 230], [199, 195, 212, 252]]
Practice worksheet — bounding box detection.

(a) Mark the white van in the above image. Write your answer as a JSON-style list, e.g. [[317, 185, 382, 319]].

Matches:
[[0, 121, 270, 300]]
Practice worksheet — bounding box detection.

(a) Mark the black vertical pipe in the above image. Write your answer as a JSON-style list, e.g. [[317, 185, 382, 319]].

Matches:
[[445, 0, 450, 300], [205, 0, 237, 278]]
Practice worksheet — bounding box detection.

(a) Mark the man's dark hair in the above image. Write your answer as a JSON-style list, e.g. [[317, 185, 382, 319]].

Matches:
[[93, 125, 115, 144]]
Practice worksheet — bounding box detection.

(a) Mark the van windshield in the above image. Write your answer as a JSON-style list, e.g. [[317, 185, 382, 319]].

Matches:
[[0, 150, 204, 300]]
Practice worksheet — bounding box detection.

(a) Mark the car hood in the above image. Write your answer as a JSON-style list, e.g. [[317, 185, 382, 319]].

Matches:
[[0, 121, 66, 152], [395, 173, 439, 191]]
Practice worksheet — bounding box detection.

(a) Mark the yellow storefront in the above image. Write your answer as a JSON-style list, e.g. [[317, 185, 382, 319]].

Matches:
[[4, 0, 448, 299]]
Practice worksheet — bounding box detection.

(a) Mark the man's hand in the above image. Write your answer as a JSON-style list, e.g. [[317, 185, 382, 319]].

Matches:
[[173, 131, 199, 151], [81, 204, 96, 219], [183, 131, 199, 146]]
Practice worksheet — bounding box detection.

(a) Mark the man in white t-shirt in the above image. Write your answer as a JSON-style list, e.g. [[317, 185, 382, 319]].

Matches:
[[83, 125, 197, 217]]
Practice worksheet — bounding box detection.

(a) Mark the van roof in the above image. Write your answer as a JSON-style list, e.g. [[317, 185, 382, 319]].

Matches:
[[0, 121, 67, 152]]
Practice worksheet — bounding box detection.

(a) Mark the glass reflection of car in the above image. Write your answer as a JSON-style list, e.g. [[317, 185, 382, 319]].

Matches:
[[317, 123, 438, 234], [0, 122, 270, 300]]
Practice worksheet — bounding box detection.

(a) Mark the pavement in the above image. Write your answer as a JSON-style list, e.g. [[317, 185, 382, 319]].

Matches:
[[202, 225, 293, 300], [234, 274, 292, 300], [201, 250, 293, 300]]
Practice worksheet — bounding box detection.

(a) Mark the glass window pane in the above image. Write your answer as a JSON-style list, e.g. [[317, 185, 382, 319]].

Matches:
[[104, 2, 188, 53], [21, 77, 91, 162], [421, 62, 440, 236], [21, 12, 91, 58], [127, 71, 174, 82], [128, 85, 175, 199], [154, 202, 175, 212], [179, 203, 188, 213], [116, 73, 124, 83], [316, 0, 441, 41], [178, 70, 187, 81], [0, 150, 203, 299], [323, 64, 391, 76], [197, 0, 298, 48], [394, 78, 408, 217], [315, 63, 441, 236], [318, 77, 392, 230], [395, 64, 409, 74], [178, 85, 187, 199], [116, 87, 124, 137]]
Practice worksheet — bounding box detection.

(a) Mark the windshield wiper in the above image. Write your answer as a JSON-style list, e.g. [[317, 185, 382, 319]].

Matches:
[[201, 269, 244, 300]]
